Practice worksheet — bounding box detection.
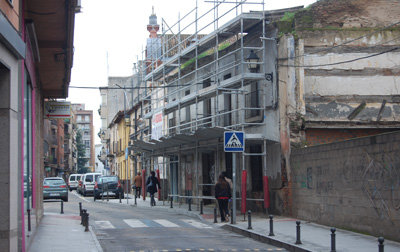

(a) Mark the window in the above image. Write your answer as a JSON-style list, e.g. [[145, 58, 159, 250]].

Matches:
[[84, 140, 90, 148], [77, 115, 82, 121], [203, 78, 211, 88]]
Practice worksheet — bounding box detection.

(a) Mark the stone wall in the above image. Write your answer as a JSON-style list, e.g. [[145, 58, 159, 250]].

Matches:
[[290, 131, 400, 241]]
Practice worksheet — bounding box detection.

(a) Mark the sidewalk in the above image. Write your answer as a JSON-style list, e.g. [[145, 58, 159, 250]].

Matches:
[[29, 193, 400, 252], [28, 212, 103, 252]]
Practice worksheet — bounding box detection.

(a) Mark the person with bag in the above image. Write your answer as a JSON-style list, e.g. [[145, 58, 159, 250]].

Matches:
[[215, 174, 231, 222], [146, 171, 160, 206]]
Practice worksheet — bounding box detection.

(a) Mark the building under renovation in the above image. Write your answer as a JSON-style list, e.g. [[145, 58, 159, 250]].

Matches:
[[102, 0, 284, 211]]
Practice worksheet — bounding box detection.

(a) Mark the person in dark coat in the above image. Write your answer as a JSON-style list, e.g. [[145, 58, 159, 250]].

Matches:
[[146, 171, 161, 206], [215, 174, 231, 222]]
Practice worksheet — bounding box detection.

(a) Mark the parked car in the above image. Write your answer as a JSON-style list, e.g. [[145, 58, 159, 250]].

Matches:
[[94, 175, 124, 200], [68, 174, 82, 191], [43, 177, 68, 202], [80, 173, 102, 196]]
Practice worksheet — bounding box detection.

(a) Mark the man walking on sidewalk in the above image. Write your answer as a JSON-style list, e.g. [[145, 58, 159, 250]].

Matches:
[[134, 172, 142, 198], [146, 171, 161, 206]]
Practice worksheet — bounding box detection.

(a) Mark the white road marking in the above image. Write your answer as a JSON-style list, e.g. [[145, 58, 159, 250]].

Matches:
[[71, 191, 90, 202], [95, 221, 115, 229], [181, 219, 212, 229], [154, 219, 180, 227], [123, 219, 148, 228]]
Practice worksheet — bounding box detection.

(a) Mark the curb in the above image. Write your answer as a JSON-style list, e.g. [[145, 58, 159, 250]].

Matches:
[[222, 224, 311, 252], [89, 226, 104, 252]]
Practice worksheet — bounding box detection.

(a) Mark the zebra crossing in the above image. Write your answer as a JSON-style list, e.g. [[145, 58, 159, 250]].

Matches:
[[95, 218, 212, 230]]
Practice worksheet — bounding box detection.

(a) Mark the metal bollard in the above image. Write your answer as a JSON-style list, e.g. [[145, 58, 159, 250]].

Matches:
[[247, 210, 252, 229], [27, 209, 31, 232], [200, 200, 204, 214], [214, 208, 218, 223], [231, 208, 233, 224], [81, 209, 86, 225], [295, 221, 302, 244], [119, 191, 122, 203], [188, 198, 192, 211], [79, 202, 82, 216], [170, 197, 173, 208], [331, 228, 336, 252], [269, 215, 274, 236], [60, 201, 64, 214], [378, 237, 384, 252], [135, 194, 137, 205], [84, 212, 89, 232]]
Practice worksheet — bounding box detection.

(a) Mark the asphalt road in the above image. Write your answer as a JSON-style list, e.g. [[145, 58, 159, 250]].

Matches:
[[44, 191, 287, 252]]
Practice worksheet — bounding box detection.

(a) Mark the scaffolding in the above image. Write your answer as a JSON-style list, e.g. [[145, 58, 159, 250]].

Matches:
[[129, 0, 275, 210]]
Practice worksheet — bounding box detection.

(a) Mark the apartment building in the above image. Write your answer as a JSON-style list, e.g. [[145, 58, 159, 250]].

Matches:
[[72, 104, 95, 172]]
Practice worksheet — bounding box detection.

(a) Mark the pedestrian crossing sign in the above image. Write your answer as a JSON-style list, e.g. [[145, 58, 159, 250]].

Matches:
[[224, 131, 244, 152]]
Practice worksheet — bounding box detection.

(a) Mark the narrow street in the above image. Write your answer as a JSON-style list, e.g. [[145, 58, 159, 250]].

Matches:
[[44, 191, 286, 252]]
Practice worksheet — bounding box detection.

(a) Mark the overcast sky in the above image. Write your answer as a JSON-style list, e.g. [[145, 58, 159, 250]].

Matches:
[[67, 0, 317, 144]]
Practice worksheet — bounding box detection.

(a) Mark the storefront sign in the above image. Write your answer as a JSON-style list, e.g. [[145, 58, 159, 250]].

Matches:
[[44, 101, 71, 119]]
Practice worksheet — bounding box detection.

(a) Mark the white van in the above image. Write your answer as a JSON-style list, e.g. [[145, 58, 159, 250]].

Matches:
[[80, 173, 102, 196], [68, 174, 82, 191]]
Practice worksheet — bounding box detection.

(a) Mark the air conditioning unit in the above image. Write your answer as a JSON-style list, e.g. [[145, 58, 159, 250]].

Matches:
[[75, 0, 82, 13]]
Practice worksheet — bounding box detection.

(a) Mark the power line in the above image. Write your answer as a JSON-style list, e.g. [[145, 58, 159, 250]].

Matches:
[[278, 21, 400, 61], [278, 47, 400, 68]]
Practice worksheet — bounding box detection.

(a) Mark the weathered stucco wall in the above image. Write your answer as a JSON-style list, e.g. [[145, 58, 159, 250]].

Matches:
[[291, 131, 400, 241]]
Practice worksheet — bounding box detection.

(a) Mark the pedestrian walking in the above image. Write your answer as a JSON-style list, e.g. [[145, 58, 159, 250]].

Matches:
[[146, 171, 160, 206], [221, 171, 233, 217], [133, 172, 142, 199], [215, 174, 231, 222]]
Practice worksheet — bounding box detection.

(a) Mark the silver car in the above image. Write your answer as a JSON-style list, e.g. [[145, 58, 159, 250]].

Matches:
[[43, 177, 68, 202]]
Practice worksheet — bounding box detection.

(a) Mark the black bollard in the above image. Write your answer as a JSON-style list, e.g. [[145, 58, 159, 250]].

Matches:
[[27, 209, 31, 232], [231, 208, 233, 224], [79, 202, 82, 216], [378, 237, 384, 252], [269, 215, 274, 236], [84, 212, 89, 232], [170, 197, 173, 208], [200, 200, 204, 214], [247, 210, 252, 229], [60, 201, 64, 214], [135, 194, 137, 205], [81, 209, 86, 225], [331, 228, 336, 252], [119, 191, 122, 203], [188, 198, 192, 211], [214, 208, 218, 223], [295, 221, 302, 244]]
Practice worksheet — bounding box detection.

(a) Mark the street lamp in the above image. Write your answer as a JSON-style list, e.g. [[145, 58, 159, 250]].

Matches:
[[246, 50, 260, 73]]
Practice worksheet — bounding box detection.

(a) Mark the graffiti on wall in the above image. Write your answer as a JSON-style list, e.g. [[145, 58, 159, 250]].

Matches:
[[362, 151, 400, 222]]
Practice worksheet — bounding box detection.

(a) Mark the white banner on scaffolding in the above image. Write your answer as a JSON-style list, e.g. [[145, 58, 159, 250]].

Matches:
[[151, 111, 163, 140]]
